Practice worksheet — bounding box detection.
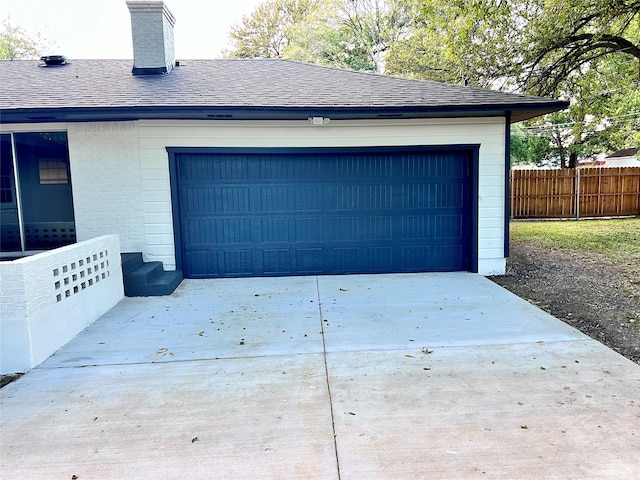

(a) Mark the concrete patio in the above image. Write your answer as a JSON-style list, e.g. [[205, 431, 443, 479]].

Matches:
[[1, 273, 639, 479]]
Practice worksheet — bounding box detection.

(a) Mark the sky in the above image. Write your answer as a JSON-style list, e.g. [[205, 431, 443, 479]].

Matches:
[[0, 0, 266, 59]]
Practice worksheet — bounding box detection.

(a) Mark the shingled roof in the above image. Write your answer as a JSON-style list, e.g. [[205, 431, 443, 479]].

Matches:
[[0, 58, 567, 123]]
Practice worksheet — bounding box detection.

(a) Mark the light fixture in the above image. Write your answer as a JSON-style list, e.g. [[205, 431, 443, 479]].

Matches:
[[308, 116, 330, 125]]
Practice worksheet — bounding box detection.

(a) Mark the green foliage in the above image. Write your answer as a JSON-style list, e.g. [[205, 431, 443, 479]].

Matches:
[[226, 0, 412, 73], [510, 126, 553, 166], [227, 0, 319, 59], [510, 218, 640, 260], [0, 17, 45, 60], [385, 0, 640, 159], [283, 3, 377, 71]]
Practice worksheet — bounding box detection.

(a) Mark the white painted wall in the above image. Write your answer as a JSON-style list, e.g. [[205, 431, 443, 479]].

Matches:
[[67, 122, 147, 254], [2, 118, 507, 275], [0, 235, 123, 374]]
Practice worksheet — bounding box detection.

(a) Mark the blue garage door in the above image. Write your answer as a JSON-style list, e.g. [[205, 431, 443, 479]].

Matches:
[[174, 149, 473, 278]]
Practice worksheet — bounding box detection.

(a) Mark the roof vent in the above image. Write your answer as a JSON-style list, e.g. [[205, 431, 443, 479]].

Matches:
[[40, 55, 67, 66]]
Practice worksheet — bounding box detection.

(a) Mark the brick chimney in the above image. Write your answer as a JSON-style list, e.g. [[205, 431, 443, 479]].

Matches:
[[126, 1, 176, 75]]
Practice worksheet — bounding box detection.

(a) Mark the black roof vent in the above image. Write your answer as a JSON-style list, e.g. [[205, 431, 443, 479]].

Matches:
[[41, 55, 67, 66]]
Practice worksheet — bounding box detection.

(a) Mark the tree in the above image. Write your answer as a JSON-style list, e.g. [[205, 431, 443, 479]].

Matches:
[[330, 0, 413, 73], [385, 0, 640, 166], [226, 0, 320, 59], [0, 17, 46, 60], [226, 0, 412, 73], [510, 125, 553, 166]]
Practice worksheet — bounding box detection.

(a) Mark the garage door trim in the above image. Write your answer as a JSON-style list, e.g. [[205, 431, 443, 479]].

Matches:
[[167, 145, 479, 276]]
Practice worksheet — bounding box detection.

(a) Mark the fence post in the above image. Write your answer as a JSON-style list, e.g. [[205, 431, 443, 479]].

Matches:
[[575, 168, 580, 219], [509, 169, 514, 220]]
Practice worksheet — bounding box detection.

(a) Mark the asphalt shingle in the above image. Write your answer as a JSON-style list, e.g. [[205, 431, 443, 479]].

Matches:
[[0, 58, 566, 122]]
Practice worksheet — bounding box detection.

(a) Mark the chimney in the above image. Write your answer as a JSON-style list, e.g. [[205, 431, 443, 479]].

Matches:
[[126, 1, 176, 75]]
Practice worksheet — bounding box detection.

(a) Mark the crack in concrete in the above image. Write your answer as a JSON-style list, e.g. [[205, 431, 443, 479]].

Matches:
[[316, 275, 342, 480]]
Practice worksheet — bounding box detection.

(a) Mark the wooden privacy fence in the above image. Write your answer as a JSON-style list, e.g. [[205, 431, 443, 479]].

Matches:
[[511, 167, 640, 219]]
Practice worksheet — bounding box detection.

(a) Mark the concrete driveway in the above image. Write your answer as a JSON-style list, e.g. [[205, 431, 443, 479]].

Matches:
[[1, 273, 639, 479]]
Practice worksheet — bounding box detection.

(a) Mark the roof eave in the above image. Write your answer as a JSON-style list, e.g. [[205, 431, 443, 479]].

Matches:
[[0, 101, 568, 124]]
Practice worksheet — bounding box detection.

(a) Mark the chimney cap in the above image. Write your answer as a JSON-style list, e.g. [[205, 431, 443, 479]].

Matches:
[[126, 1, 176, 26]]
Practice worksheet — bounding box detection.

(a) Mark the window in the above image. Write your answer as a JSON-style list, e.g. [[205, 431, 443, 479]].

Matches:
[[1, 131, 76, 253], [0, 134, 14, 203], [39, 158, 70, 184]]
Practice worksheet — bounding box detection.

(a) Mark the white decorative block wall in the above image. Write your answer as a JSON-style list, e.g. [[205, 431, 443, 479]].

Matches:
[[0, 235, 124, 374]]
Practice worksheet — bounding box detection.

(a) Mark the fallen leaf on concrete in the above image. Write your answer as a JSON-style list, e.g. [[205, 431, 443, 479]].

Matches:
[[198, 331, 204, 336], [348, 412, 356, 415], [405, 354, 415, 358], [521, 425, 528, 429], [191, 437, 199, 443], [339, 288, 348, 291], [421, 348, 433, 354]]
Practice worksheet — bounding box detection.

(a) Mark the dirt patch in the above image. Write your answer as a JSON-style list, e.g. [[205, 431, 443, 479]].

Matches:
[[1, 373, 23, 388], [490, 241, 640, 365]]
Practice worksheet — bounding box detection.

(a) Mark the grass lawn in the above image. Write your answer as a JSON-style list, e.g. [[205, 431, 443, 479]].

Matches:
[[509, 217, 640, 260]]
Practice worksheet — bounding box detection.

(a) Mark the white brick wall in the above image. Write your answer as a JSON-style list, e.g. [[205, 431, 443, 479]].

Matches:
[[67, 122, 147, 255], [0, 235, 123, 373]]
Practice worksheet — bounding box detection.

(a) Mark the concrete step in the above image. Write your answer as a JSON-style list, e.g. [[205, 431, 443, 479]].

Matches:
[[121, 252, 183, 297], [146, 270, 184, 296], [125, 261, 164, 284], [121, 252, 144, 273]]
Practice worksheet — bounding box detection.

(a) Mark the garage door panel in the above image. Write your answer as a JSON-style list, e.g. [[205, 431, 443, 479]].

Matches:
[[261, 217, 290, 243], [333, 217, 359, 241], [402, 216, 430, 240], [294, 217, 322, 242], [334, 155, 394, 178], [218, 157, 249, 180], [363, 247, 393, 270], [182, 187, 217, 213], [222, 249, 252, 275], [260, 186, 290, 212], [185, 218, 217, 244], [434, 183, 465, 208], [295, 248, 323, 273], [433, 245, 465, 270], [262, 249, 290, 274], [434, 215, 463, 239], [259, 158, 289, 180], [176, 150, 472, 278], [294, 158, 323, 178], [332, 247, 360, 272], [185, 250, 218, 277], [402, 185, 431, 208], [220, 187, 250, 212], [402, 246, 431, 270], [293, 187, 321, 211], [219, 218, 251, 243], [362, 216, 392, 241]]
